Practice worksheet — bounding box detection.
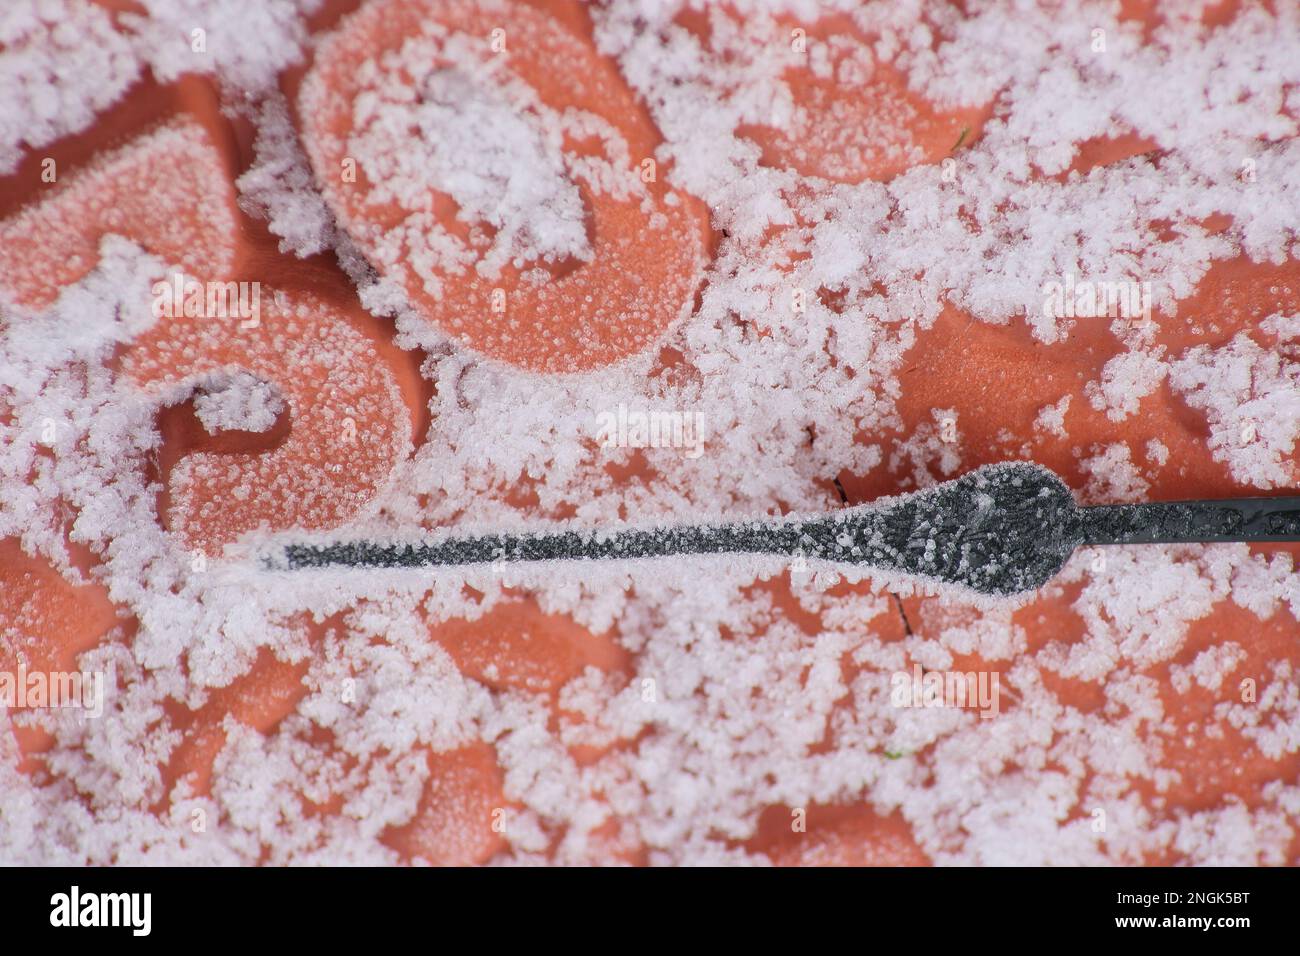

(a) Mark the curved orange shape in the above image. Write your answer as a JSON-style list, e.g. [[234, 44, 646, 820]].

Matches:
[[733, 16, 992, 184], [0, 120, 239, 312], [298, 0, 710, 373], [122, 290, 413, 554], [431, 598, 632, 771]]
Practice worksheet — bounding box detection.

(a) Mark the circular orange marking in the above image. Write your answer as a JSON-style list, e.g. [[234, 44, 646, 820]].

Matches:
[[735, 18, 992, 184], [122, 290, 412, 554], [299, 0, 710, 373]]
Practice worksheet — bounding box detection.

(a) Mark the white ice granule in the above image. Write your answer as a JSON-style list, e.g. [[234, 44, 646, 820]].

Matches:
[[1041, 546, 1230, 681], [1079, 442, 1150, 504], [1033, 396, 1071, 439], [235, 96, 337, 257], [1218, 661, 1300, 763], [1168, 326, 1300, 489], [1085, 349, 1167, 422], [192, 372, 286, 435], [1169, 642, 1247, 694], [1261, 312, 1300, 341], [0, 237, 167, 562], [888, 408, 961, 488], [350, 46, 594, 281], [1171, 802, 1292, 866], [1230, 550, 1300, 622], [122, 0, 320, 94], [0, 0, 140, 174]]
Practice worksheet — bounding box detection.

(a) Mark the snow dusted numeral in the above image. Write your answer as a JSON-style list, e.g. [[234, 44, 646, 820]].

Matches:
[[298, 0, 709, 373], [0, 122, 239, 312]]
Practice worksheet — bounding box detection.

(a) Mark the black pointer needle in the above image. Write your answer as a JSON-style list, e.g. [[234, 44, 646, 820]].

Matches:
[[268, 462, 1300, 597]]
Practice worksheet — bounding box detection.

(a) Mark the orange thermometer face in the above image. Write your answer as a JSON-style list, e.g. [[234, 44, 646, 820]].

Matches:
[[1, 0, 1298, 871]]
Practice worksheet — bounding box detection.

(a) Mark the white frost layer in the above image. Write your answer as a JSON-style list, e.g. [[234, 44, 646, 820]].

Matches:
[[193, 371, 285, 435], [1169, 324, 1300, 488], [1, 0, 1298, 869], [0, 0, 139, 174]]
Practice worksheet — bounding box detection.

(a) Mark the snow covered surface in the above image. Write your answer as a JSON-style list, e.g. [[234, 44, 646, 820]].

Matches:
[[192, 373, 285, 436], [0, 0, 1298, 866]]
